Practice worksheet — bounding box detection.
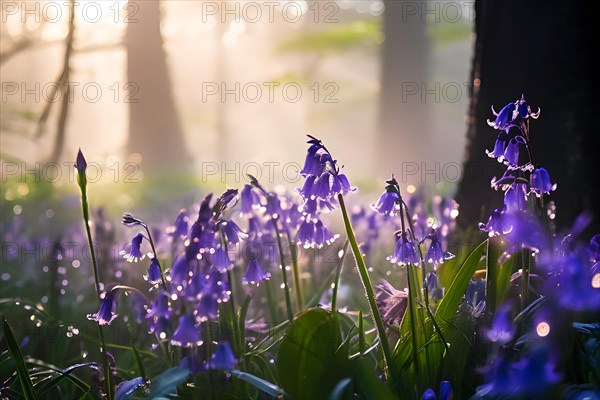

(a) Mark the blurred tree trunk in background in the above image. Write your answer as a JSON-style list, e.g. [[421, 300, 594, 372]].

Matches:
[[456, 0, 600, 234], [126, 0, 189, 169], [379, 0, 429, 174]]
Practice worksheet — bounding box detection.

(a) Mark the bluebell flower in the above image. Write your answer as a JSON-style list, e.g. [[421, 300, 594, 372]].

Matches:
[[486, 132, 509, 159], [475, 347, 560, 398], [170, 255, 190, 286], [589, 234, 600, 262], [196, 293, 219, 321], [146, 292, 171, 338], [388, 233, 421, 266], [438, 381, 453, 400], [167, 209, 189, 238], [479, 208, 512, 237], [421, 389, 437, 400], [219, 220, 247, 245], [487, 102, 517, 131], [207, 341, 237, 370], [88, 290, 118, 325], [145, 257, 162, 284], [300, 136, 333, 176], [297, 218, 316, 249], [243, 259, 270, 286], [148, 316, 171, 341], [555, 253, 600, 311], [504, 209, 544, 253], [120, 232, 146, 262], [171, 315, 203, 347], [463, 278, 486, 318], [146, 291, 170, 319], [298, 135, 353, 214], [211, 247, 232, 273], [516, 94, 540, 119], [485, 305, 515, 344], [372, 190, 400, 218], [503, 136, 524, 166], [199, 270, 231, 303], [240, 184, 262, 215], [375, 280, 408, 325], [530, 167, 556, 197], [424, 230, 454, 268], [503, 183, 528, 212], [313, 219, 339, 248]]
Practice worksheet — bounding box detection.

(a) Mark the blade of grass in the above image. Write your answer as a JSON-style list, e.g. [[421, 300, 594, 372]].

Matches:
[[338, 194, 394, 381], [1, 316, 38, 400]]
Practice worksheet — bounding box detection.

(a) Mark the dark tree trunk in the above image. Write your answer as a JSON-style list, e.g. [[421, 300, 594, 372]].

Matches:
[[378, 0, 429, 175], [456, 0, 600, 235], [126, 0, 189, 169]]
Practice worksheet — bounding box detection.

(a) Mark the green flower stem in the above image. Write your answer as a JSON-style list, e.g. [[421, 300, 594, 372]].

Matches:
[[272, 219, 294, 322], [78, 182, 113, 400], [331, 239, 349, 313], [264, 280, 278, 323], [338, 194, 394, 380], [285, 228, 304, 313], [142, 224, 168, 291]]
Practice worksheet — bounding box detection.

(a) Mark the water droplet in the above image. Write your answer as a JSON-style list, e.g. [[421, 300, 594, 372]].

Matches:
[[72, 260, 80, 268], [1, 273, 10, 281], [592, 273, 600, 289], [536, 322, 550, 337]]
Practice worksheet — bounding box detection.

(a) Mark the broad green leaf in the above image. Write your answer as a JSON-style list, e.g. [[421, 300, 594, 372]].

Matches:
[[147, 366, 189, 399], [114, 377, 144, 400], [1, 316, 38, 400], [230, 369, 288, 398], [435, 241, 487, 326], [277, 308, 350, 399]]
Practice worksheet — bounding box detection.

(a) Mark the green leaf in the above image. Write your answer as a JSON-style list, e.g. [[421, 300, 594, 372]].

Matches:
[[1, 316, 38, 400], [435, 241, 487, 326], [33, 362, 94, 398], [230, 369, 288, 398], [352, 357, 398, 400], [147, 366, 189, 399], [114, 377, 144, 400], [277, 308, 350, 399]]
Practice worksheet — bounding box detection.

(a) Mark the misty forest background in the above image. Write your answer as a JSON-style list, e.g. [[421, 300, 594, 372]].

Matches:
[[1, 0, 598, 233]]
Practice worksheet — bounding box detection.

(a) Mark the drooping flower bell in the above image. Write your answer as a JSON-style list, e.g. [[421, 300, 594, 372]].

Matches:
[[242, 259, 270, 286], [487, 102, 517, 131], [388, 232, 421, 266], [207, 341, 237, 370], [372, 176, 401, 218], [298, 135, 353, 213], [167, 209, 189, 239], [530, 167, 556, 198], [424, 230, 454, 268], [120, 232, 146, 262], [88, 289, 118, 325], [145, 257, 162, 284], [171, 315, 203, 347], [486, 132, 509, 160], [479, 208, 513, 237], [516, 94, 540, 120]]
